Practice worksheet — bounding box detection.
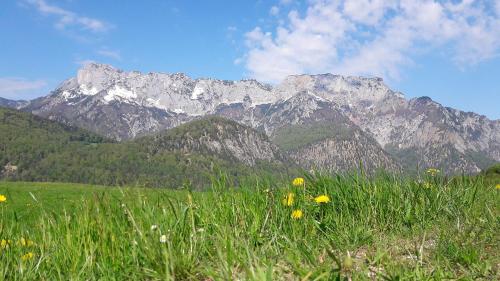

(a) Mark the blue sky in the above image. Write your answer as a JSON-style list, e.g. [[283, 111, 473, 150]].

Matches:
[[0, 0, 499, 119]]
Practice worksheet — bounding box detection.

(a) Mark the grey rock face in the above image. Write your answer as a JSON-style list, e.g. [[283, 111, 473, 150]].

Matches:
[[288, 131, 399, 173], [269, 74, 499, 173], [27, 91, 191, 141], [140, 116, 285, 167], [21, 63, 499, 173], [258, 92, 400, 172]]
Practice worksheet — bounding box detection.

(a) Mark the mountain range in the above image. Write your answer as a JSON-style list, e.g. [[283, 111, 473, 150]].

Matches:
[[2, 63, 499, 175]]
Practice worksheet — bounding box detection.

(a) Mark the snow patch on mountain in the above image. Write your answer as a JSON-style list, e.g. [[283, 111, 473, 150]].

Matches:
[[104, 85, 137, 103], [80, 84, 99, 96], [191, 85, 204, 100]]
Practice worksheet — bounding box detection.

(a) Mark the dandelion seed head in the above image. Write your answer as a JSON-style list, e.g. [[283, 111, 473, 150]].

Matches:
[[160, 235, 167, 243]]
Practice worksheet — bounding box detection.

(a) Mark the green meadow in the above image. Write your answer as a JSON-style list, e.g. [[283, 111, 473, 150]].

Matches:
[[0, 173, 499, 280]]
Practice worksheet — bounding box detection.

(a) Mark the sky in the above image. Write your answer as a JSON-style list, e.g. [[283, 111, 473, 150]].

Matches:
[[0, 0, 499, 119]]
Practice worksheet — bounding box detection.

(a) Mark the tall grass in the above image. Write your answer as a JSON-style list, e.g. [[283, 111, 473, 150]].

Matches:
[[0, 172, 498, 280]]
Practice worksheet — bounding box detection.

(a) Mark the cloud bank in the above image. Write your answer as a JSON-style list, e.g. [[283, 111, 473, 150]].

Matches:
[[0, 77, 47, 100], [243, 0, 500, 83], [26, 0, 111, 32]]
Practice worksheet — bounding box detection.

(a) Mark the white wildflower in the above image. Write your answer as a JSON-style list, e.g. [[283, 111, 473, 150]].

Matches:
[[160, 235, 167, 243]]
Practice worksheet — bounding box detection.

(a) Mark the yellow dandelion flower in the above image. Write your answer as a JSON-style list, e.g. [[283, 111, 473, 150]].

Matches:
[[19, 238, 34, 247], [282, 192, 295, 206], [423, 182, 431, 189], [291, 209, 303, 219], [292, 177, 305, 187], [21, 252, 34, 261], [0, 195, 6, 203], [1, 239, 11, 249], [426, 168, 440, 176], [496, 184, 500, 190], [314, 195, 330, 204]]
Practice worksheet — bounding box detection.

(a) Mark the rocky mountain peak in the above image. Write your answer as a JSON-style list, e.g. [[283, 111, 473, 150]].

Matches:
[[76, 63, 123, 90], [410, 96, 436, 106], [275, 73, 402, 108]]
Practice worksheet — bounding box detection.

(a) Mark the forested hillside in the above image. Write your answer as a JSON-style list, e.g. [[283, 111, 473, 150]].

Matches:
[[0, 107, 291, 188]]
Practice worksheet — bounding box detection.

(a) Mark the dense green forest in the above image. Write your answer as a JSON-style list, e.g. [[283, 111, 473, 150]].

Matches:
[[0, 107, 291, 188]]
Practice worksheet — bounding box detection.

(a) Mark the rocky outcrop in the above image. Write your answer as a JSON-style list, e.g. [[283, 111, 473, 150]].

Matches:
[[259, 92, 400, 172], [139, 116, 285, 167], [1, 163, 18, 177]]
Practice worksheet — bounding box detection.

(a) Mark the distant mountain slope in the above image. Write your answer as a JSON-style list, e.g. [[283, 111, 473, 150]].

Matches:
[[138, 116, 285, 166], [25, 87, 193, 141], [257, 92, 400, 173], [0, 106, 109, 180], [20, 63, 499, 174], [0, 97, 28, 109], [278, 75, 499, 173], [0, 107, 291, 188]]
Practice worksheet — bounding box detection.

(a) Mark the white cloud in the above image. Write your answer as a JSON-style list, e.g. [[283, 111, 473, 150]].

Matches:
[[234, 57, 244, 65], [343, 0, 397, 25], [270, 6, 280, 16], [0, 77, 47, 100], [243, 0, 500, 83], [26, 0, 111, 32], [97, 48, 121, 61]]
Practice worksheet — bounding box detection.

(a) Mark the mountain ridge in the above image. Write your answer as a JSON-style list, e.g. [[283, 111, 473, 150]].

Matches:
[[0, 97, 28, 109], [2, 63, 498, 174]]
